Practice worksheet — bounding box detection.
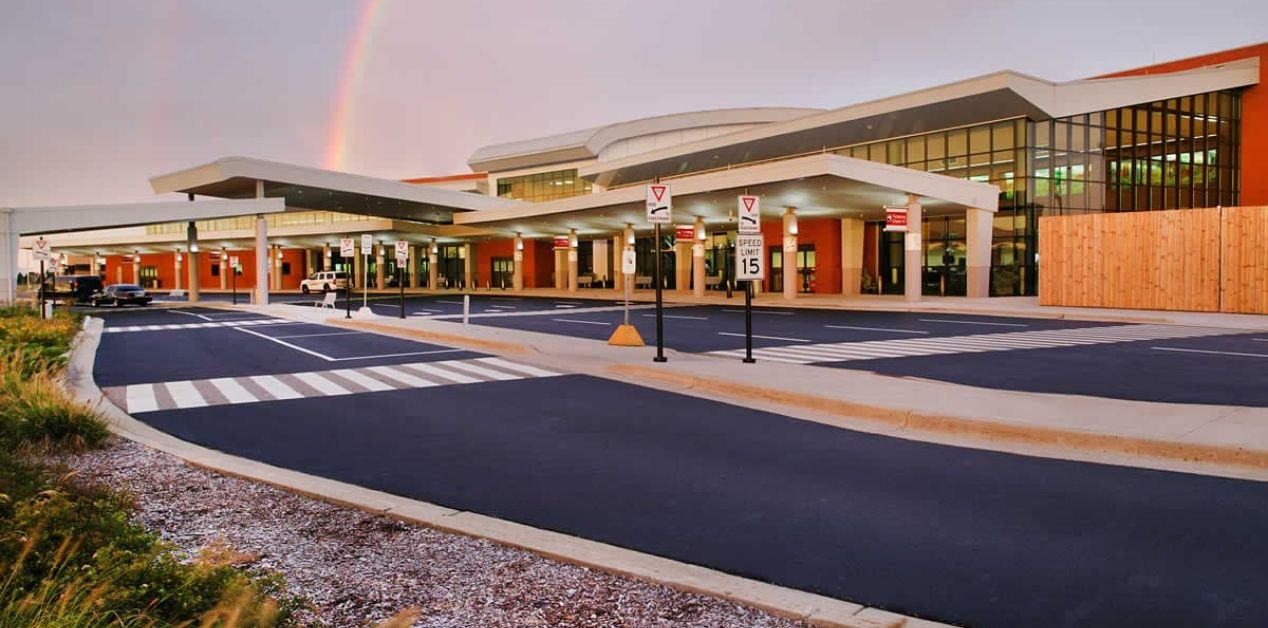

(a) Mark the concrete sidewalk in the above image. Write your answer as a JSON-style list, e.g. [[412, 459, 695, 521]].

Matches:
[[256, 300, 1268, 480]]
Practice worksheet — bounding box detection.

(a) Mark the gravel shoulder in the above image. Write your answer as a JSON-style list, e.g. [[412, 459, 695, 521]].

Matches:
[[67, 437, 806, 628]]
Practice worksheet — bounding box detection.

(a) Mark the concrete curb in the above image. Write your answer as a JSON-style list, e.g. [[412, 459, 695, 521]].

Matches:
[[325, 317, 532, 355], [66, 317, 938, 628], [609, 364, 1268, 471]]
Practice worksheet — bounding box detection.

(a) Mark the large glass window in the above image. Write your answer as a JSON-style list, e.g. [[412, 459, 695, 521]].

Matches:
[[495, 168, 593, 202]]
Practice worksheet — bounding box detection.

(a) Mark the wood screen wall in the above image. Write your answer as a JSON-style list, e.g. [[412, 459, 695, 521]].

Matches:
[[1039, 207, 1268, 314]]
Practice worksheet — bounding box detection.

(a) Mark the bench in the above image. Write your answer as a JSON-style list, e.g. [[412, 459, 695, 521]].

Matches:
[[705, 275, 723, 289], [635, 275, 653, 289], [576, 276, 594, 288], [313, 292, 337, 308], [167, 289, 185, 300]]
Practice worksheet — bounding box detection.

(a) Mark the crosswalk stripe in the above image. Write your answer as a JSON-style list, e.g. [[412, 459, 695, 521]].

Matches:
[[440, 360, 522, 381], [250, 375, 303, 400], [292, 372, 351, 396], [476, 357, 558, 378], [207, 377, 257, 404], [163, 381, 208, 409], [399, 362, 480, 384], [103, 318, 288, 333], [366, 365, 436, 388], [328, 368, 396, 392], [709, 324, 1244, 365], [125, 384, 158, 413]]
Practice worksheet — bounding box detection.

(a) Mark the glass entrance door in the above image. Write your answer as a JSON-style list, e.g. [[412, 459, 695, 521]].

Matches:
[[768, 247, 783, 292], [796, 245, 815, 293], [490, 257, 513, 289]]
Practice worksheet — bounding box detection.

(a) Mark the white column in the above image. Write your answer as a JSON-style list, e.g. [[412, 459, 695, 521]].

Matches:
[[408, 245, 419, 288], [219, 252, 228, 290], [0, 209, 15, 304], [131, 255, 140, 286], [512, 234, 524, 291], [254, 179, 269, 305], [187, 250, 200, 303], [966, 207, 992, 298], [174, 250, 182, 291], [783, 208, 798, 300], [904, 193, 922, 303], [567, 229, 578, 293], [428, 240, 438, 290], [375, 244, 386, 290], [841, 218, 865, 296], [323, 243, 331, 272], [692, 216, 705, 297], [612, 234, 624, 292], [353, 245, 363, 289], [463, 243, 476, 289]]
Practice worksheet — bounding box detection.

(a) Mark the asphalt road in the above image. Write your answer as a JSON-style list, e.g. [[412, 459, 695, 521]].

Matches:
[[91, 307, 1268, 628]]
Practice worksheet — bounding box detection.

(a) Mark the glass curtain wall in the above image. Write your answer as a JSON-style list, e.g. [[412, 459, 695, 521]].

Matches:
[[496, 168, 593, 202]]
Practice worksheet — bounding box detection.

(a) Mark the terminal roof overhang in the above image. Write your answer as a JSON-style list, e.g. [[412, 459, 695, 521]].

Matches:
[[453, 153, 999, 238], [581, 57, 1260, 188], [150, 156, 521, 225]]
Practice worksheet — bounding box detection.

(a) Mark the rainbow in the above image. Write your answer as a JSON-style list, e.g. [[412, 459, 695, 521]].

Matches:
[[324, 0, 383, 171]]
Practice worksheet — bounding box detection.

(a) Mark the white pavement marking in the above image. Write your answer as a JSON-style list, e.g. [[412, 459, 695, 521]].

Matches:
[[293, 372, 352, 395], [234, 326, 335, 361], [163, 380, 208, 409], [918, 318, 1029, 327], [722, 309, 793, 315], [250, 375, 303, 400], [709, 324, 1245, 364], [642, 314, 709, 320], [207, 377, 257, 404], [717, 331, 810, 342], [104, 319, 289, 333], [437, 300, 465, 304], [272, 331, 366, 340], [327, 348, 467, 362], [169, 310, 216, 321], [553, 318, 611, 325], [366, 365, 435, 388], [554, 305, 578, 309], [825, 325, 929, 334], [110, 357, 561, 414], [1151, 346, 1268, 358], [125, 384, 158, 413]]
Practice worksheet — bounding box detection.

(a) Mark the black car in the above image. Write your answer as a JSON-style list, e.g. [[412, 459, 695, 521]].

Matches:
[[40, 275, 104, 304], [91, 284, 152, 307]]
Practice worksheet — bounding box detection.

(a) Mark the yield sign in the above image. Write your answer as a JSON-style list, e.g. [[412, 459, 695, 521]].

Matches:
[[646, 184, 672, 224], [737, 195, 761, 233]]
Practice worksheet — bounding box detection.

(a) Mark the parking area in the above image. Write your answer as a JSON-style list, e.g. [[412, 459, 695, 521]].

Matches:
[[89, 305, 1268, 628]]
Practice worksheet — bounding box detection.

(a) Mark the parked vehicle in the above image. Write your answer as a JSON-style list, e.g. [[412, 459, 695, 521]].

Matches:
[[90, 284, 152, 307], [300, 271, 350, 294], [40, 275, 104, 304]]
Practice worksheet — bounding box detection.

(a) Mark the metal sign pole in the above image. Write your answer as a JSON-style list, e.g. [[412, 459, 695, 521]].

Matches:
[[362, 250, 369, 310], [398, 266, 405, 319], [231, 267, 237, 305], [623, 275, 631, 325], [743, 280, 755, 363], [38, 260, 45, 318], [653, 222, 666, 362]]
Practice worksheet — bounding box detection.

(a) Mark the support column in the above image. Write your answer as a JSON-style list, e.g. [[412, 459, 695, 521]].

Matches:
[[271, 245, 282, 291], [675, 236, 690, 295], [428, 240, 438, 290], [966, 207, 992, 298], [0, 209, 14, 304], [323, 243, 331, 273], [692, 216, 705, 297], [174, 250, 182, 291], [904, 193, 922, 303], [783, 208, 798, 300], [305, 249, 316, 278], [254, 179, 270, 305], [408, 246, 419, 288], [463, 243, 476, 290], [512, 234, 524, 291], [554, 249, 566, 289], [187, 220, 200, 303], [115, 264, 122, 285], [353, 245, 363, 290], [841, 217, 865, 296], [612, 234, 625, 292], [375, 244, 386, 290], [131, 254, 140, 286], [567, 230, 578, 293], [219, 252, 228, 290]]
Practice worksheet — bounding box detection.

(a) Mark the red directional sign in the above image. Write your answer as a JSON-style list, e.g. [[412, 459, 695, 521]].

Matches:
[[884, 207, 908, 232]]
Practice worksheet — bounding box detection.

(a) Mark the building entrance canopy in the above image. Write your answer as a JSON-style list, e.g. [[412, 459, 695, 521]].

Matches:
[[453, 153, 999, 238]]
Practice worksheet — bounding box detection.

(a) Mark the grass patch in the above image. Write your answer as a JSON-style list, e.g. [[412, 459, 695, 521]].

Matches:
[[0, 306, 303, 626]]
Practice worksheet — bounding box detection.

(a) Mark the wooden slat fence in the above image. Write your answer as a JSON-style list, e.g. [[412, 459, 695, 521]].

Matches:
[[1039, 206, 1267, 314]]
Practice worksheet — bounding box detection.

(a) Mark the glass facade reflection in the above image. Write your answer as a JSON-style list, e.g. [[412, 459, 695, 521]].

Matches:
[[836, 89, 1241, 296], [496, 168, 592, 202]]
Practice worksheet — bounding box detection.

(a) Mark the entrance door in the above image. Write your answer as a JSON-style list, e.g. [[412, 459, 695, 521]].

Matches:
[[768, 247, 783, 292], [438, 245, 464, 289], [417, 256, 430, 288], [796, 245, 815, 293], [490, 257, 513, 289]]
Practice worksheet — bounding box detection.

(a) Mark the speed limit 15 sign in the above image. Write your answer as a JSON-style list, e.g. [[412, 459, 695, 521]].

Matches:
[[735, 233, 765, 281]]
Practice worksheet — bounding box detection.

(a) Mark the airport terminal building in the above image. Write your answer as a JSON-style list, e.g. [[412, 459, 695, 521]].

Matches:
[[31, 42, 1265, 302]]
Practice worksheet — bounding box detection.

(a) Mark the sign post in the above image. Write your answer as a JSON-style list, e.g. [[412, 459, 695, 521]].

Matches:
[[646, 183, 671, 362], [395, 240, 408, 319], [359, 234, 372, 313], [736, 195, 764, 363], [32, 237, 50, 318], [607, 247, 644, 346], [340, 238, 355, 319]]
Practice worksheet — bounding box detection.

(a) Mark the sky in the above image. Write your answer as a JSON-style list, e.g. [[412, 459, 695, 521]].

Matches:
[[2, 0, 1265, 207]]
